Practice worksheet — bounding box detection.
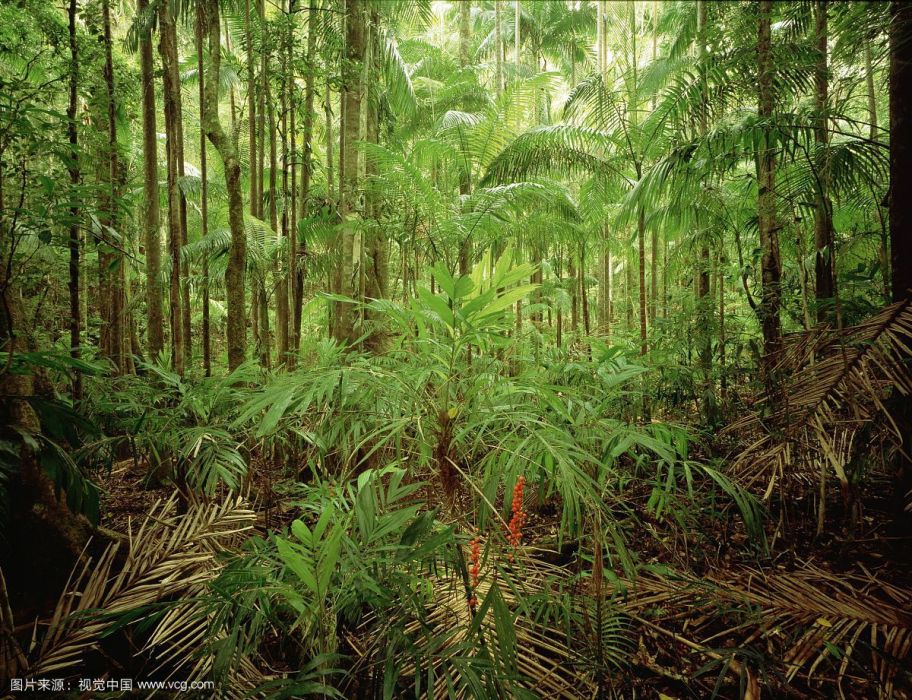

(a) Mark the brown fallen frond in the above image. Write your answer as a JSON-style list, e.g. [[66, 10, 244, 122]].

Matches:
[[350, 543, 601, 699], [724, 298, 912, 500], [31, 495, 254, 678], [607, 563, 912, 697]]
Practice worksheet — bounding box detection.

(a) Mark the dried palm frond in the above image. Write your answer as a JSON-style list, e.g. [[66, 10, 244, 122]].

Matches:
[[606, 563, 912, 698], [349, 544, 608, 699], [725, 298, 912, 500], [32, 495, 254, 677]]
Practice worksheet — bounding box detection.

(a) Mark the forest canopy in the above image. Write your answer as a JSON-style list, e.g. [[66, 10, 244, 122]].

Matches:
[[2, 0, 912, 697]]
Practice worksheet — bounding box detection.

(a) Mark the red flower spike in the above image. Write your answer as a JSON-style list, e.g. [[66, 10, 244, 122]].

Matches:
[[467, 535, 481, 612], [506, 476, 527, 553]]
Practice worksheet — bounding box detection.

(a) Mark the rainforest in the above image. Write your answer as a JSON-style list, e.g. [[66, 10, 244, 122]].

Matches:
[[2, 0, 912, 697]]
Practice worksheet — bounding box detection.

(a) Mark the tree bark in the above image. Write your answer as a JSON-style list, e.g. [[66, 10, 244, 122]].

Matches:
[[757, 0, 783, 382], [67, 0, 82, 398], [245, 0, 258, 219], [814, 0, 835, 323], [203, 0, 247, 371], [196, 6, 211, 376], [293, 0, 317, 360], [365, 8, 387, 305], [276, 29, 289, 365], [100, 0, 127, 374], [458, 0, 473, 277], [159, 0, 185, 375], [333, 0, 364, 346], [697, 0, 713, 411], [139, 0, 162, 363]]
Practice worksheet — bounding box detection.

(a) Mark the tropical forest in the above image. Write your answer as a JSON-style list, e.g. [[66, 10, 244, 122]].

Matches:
[[2, 0, 912, 697]]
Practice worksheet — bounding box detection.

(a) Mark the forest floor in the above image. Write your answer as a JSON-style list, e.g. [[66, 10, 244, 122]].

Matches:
[[54, 450, 906, 699]]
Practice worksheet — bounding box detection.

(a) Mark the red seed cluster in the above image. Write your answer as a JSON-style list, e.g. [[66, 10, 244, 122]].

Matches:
[[507, 476, 527, 552], [467, 536, 481, 609]]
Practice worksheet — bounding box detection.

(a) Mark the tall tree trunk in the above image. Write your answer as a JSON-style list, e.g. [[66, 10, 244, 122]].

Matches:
[[719, 252, 727, 400], [267, 54, 279, 362], [245, 0, 258, 218], [101, 0, 127, 373], [287, 8, 297, 364], [570, 255, 578, 332], [276, 32, 289, 365], [581, 244, 590, 336], [649, 1, 659, 324], [257, 0, 266, 220], [637, 206, 647, 356], [458, 0, 473, 277], [196, 7, 211, 376], [67, 0, 82, 398], [333, 0, 364, 345], [598, 229, 609, 335], [294, 0, 318, 359], [814, 0, 835, 323], [203, 0, 247, 371], [757, 0, 783, 383], [697, 0, 713, 413], [139, 0, 162, 364], [159, 0, 185, 375], [365, 8, 387, 306]]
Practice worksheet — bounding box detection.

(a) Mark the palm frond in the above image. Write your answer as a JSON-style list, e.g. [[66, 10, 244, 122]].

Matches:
[[33, 495, 254, 676]]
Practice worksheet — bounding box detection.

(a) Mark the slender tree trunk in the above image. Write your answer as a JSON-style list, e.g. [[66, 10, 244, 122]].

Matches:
[[67, 0, 82, 398], [362, 7, 387, 355], [629, 2, 647, 356], [139, 0, 162, 364], [333, 0, 364, 345], [245, 0, 257, 218], [697, 0, 713, 411], [257, 0, 266, 219], [570, 255, 578, 332], [276, 33, 289, 364], [637, 206, 647, 356], [159, 0, 185, 375], [458, 0, 473, 277], [196, 8, 211, 376], [649, 1, 659, 324], [287, 12, 297, 363], [365, 8, 387, 305], [294, 0, 318, 359], [101, 0, 126, 373], [814, 0, 835, 323], [603, 245, 611, 334], [581, 244, 590, 336], [719, 253, 727, 400], [866, 42, 878, 140], [757, 0, 783, 382], [598, 230, 609, 335], [203, 0, 247, 371]]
